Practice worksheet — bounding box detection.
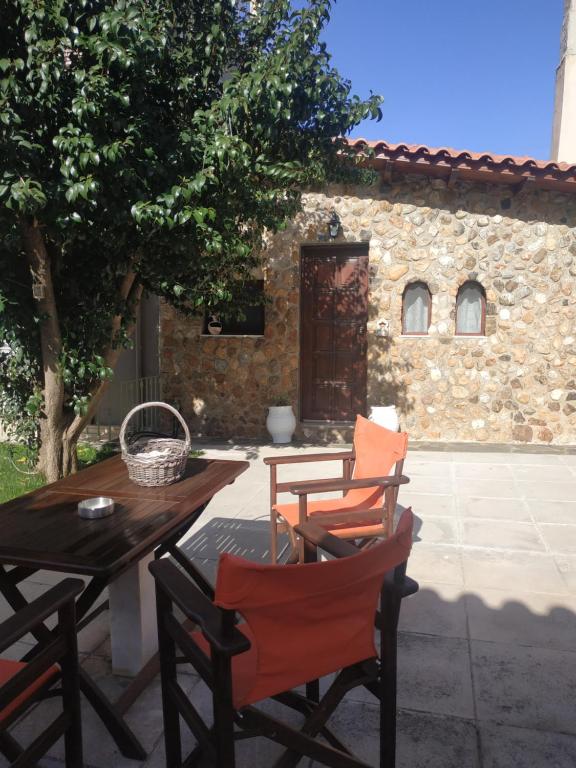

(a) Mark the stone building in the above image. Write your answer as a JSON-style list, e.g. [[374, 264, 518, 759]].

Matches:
[[160, 143, 576, 445], [158, 2, 576, 447]]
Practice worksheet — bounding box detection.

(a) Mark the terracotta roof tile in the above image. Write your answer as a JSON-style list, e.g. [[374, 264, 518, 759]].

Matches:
[[344, 138, 576, 193]]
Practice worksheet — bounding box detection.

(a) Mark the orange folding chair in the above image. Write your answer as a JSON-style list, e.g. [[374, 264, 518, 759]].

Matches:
[[149, 508, 416, 768], [0, 578, 84, 767], [264, 415, 409, 562]]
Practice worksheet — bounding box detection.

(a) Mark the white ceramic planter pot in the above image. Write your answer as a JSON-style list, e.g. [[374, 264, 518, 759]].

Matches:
[[266, 405, 296, 444], [208, 320, 222, 335], [369, 405, 400, 432]]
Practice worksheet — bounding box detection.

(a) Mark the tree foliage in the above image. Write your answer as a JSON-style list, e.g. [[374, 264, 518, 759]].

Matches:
[[0, 0, 382, 477]]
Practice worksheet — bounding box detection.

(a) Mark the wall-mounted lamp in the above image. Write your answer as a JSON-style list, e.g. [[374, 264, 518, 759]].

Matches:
[[328, 210, 341, 239], [0, 341, 11, 357], [376, 320, 390, 338]]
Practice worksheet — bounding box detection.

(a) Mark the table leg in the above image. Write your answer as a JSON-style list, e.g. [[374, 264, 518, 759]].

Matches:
[[108, 552, 158, 677]]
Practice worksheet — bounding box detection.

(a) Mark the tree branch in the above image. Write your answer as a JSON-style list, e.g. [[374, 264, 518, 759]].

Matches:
[[65, 282, 144, 445]]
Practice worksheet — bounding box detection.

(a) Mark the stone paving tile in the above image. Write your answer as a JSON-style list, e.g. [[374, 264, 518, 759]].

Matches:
[[395, 634, 474, 719], [461, 550, 568, 594], [537, 523, 576, 554], [180, 516, 279, 563], [404, 475, 454, 495], [526, 499, 576, 524], [455, 463, 515, 480], [457, 497, 531, 521], [479, 722, 576, 768], [204, 479, 268, 509], [409, 452, 456, 463], [513, 464, 576, 482], [458, 478, 521, 499], [554, 554, 576, 594], [344, 633, 474, 720], [402, 460, 453, 477], [407, 544, 464, 586], [399, 583, 468, 639], [503, 453, 566, 466], [415, 517, 459, 545], [400, 492, 457, 517], [522, 480, 576, 502], [471, 640, 576, 734], [461, 520, 546, 552], [314, 703, 480, 768], [465, 588, 576, 652], [449, 453, 517, 464]]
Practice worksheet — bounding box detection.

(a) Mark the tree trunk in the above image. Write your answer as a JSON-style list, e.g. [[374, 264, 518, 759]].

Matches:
[[39, 420, 77, 481], [22, 218, 66, 483], [22, 218, 142, 481]]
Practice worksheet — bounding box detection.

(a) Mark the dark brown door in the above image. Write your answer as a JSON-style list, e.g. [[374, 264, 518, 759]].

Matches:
[[300, 245, 368, 421]]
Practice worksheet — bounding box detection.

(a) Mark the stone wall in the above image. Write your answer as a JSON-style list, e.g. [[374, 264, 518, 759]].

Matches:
[[160, 174, 576, 445]]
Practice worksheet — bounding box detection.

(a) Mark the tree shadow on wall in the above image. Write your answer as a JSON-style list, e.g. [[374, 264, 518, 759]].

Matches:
[[367, 332, 415, 423]]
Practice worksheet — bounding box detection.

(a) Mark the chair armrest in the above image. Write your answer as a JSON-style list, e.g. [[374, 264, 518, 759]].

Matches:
[[0, 578, 84, 655], [290, 474, 409, 496], [295, 521, 360, 558], [149, 560, 250, 656], [263, 451, 354, 466]]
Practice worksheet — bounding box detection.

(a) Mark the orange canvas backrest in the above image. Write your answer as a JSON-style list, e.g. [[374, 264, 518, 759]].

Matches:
[[214, 509, 414, 708], [347, 415, 408, 506], [353, 415, 408, 480]]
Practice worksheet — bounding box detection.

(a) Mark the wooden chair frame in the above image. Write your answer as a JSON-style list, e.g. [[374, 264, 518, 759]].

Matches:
[[0, 578, 84, 768], [264, 450, 409, 562], [149, 523, 418, 768]]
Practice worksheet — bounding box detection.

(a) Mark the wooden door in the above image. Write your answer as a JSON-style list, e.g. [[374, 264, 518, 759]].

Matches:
[[300, 245, 368, 421]]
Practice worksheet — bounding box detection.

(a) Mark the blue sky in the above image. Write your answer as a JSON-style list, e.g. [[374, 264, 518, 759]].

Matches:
[[319, 0, 564, 160]]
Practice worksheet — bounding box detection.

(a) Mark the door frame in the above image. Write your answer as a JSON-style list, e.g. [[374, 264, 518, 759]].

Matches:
[[298, 242, 369, 424]]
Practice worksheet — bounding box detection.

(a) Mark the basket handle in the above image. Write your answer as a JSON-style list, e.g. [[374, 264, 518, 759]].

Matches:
[[119, 401, 191, 454]]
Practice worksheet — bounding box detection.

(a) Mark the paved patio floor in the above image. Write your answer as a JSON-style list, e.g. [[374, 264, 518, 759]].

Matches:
[[3, 444, 576, 767]]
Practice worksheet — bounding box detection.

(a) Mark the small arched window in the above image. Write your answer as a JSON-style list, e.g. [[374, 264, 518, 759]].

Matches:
[[402, 282, 431, 335], [456, 281, 486, 335]]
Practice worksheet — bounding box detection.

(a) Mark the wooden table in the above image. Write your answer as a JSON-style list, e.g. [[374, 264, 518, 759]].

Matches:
[[0, 454, 248, 759]]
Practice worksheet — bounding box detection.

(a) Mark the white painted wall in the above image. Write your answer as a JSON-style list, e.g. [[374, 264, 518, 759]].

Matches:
[[552, 0, 576, 162]]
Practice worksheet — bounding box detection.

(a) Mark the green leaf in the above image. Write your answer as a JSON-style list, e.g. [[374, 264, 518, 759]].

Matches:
[[0, 0, 382, 471]]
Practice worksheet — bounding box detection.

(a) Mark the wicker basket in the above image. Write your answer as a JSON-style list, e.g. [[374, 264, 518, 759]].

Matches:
[[120, 402, 191, 487]]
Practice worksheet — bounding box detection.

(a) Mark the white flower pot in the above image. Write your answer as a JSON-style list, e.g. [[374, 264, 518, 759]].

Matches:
[[369, 405, 400, 432], [208, 321, 222, 335], [266, 405, 296, 444]]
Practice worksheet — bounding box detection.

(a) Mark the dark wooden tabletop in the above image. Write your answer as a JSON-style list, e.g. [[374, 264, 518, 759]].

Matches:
[[0, 455, 249, 577]]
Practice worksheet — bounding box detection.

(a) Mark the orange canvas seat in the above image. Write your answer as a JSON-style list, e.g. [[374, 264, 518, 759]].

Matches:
[[0, 660, 58, 724], [150, 508, 416, 767], [0, 577, 84, 767], [265, 414, 409, 562]]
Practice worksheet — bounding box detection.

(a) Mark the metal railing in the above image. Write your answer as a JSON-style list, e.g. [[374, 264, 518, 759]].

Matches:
[[94, 375, 164, 439]]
